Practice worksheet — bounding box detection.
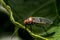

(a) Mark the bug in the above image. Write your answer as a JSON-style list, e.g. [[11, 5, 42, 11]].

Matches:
[[24, 16, 53, 35], [24, 16, 53, 25]]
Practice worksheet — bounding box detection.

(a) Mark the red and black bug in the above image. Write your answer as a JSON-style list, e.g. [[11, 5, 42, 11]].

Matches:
[[24, 16, 53, 35], [24, 16, 53, 25]]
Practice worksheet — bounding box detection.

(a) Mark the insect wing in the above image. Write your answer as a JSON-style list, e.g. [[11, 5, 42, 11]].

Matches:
[[33, 17, 53, 24], [33, 17, 41, 23]]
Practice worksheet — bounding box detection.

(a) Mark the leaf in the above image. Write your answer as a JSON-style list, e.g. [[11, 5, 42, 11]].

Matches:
[[1, 0, 60, 40]]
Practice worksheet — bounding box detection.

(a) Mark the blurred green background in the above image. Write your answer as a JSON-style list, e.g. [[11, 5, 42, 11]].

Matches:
[[0, 0, 60, 40]]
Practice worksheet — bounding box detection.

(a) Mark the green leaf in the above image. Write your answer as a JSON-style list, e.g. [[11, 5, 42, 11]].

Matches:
[[0, 0, 60, 40]]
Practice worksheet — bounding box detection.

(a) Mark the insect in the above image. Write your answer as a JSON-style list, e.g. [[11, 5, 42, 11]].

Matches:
[[24, 16, 53, 35], [24, 16, 53, 25]]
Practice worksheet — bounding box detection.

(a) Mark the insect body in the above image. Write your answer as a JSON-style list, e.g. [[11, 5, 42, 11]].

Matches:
[[24, 16, 53, 35], [24, 16, 53, 25]]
